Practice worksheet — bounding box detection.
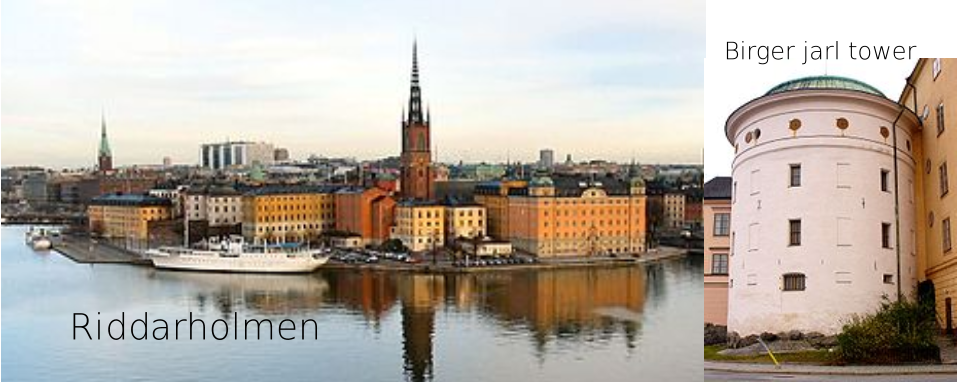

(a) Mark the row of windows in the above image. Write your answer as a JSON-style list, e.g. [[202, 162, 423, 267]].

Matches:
[[733, 273, 896, 291], [787, 163, 895, 192], [541, 208, 641, 217], [254, 223, 333, 233], [256, 214, 334, 223], [257, 204, 333, 212], [784, 219, 893, 248], [543, 219, 642, 228]]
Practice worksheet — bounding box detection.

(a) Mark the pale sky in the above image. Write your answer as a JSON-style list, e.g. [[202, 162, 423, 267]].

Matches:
[[704, 58, 917, 179], [1, 0, 704, 169]]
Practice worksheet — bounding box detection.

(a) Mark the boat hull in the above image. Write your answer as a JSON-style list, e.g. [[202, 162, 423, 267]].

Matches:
[[150, 253, 329, 274]]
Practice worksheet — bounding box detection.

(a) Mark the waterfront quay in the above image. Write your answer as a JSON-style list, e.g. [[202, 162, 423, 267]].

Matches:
[[49, 232, 689, 272]]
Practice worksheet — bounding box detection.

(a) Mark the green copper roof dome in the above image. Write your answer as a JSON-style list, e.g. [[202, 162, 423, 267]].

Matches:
[[765, 75, 885, 98]]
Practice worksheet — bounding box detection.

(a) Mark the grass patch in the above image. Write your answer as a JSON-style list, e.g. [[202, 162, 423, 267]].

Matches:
[[705, 345, 834, 364]]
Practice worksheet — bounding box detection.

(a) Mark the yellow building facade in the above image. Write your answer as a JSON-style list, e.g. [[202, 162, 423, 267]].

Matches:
[[87, 194, 172, 239], [903, 58, 956, 329], [392, 202, 445, 252], [241, 186, 337, 242], [444, 204, 487, 243], [507, 176, 647, 258]]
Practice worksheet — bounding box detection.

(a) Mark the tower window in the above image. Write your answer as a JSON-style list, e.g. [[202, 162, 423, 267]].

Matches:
[[789, 164, 802, 187], [882, 223, 892, 249], [881, 169, 890, 192], [883, 274, 894, 284], [783, 273, 806, 291], [933, 58, 942, 79], [789, 219, 802, 246]]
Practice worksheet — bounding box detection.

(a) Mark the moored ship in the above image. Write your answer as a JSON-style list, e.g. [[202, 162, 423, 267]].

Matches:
[[147, 236, 329, 273]]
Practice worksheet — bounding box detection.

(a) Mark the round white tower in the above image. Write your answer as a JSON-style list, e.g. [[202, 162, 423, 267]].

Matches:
[[725, 76, 921, 336]]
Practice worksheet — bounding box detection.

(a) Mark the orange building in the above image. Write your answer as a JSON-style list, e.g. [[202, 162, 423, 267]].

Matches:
[[507, 175, 648, 258], [474, 180, 526, 240], [335, 187, 396, 246]]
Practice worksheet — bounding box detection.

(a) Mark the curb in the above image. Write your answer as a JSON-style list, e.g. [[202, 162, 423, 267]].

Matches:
[[704, 361, 957, 376]]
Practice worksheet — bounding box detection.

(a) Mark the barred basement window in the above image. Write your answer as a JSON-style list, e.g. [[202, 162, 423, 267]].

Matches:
[[883, 274, 894, 284], [783, 273, 806, 291]]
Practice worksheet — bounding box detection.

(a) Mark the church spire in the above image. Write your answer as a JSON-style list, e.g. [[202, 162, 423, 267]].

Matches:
[[99, 112, 111, 157], [407, 39, 425, 125], [97, 111, 114, 172]]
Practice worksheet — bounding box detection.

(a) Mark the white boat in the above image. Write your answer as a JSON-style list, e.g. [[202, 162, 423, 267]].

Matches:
[[31, 237, 53, 250], [26, 227, 54, 250], [146, 236, 329, 273]]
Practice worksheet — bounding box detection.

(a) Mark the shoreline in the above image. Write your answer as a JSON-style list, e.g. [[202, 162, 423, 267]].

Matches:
[[51, 234, 693, 273]]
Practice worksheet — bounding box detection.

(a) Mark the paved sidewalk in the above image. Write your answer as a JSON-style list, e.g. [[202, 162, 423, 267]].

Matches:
[[705, 361, 957, 375]]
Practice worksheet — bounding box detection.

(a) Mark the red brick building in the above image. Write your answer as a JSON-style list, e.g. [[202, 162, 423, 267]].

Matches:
[[335, 187, 396, 245], [399, 41, 434, 201]]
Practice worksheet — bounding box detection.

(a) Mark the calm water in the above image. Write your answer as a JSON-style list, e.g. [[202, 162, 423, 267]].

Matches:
[[1, 226, 703, 381]]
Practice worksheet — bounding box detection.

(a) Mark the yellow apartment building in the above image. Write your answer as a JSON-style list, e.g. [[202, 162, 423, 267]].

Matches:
[[902, 58, 956, 330], [241, 185, 337, 242], [444, 204, 487, 244], [87, 194, 173, 239], [392, 201, 446, 252]]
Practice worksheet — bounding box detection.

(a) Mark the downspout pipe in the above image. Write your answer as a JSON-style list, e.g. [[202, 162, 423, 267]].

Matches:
[[892, 106, 905, 302]]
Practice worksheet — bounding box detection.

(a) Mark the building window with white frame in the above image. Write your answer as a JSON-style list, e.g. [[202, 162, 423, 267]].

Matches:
[[712, 253, 729, 275], [714, 213, 730, 236]]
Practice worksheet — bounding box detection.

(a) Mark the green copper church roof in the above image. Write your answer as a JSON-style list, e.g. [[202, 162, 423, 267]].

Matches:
[[99, 116, 111, 157], [765, 75, 885, 98]]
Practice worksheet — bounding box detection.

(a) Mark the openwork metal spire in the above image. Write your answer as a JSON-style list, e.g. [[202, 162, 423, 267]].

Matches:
[[407, 40, 425, 125]]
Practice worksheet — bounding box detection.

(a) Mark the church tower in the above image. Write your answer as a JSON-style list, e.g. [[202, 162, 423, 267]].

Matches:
[[400, 41, 434, 200], [98, 113, 113, 173]]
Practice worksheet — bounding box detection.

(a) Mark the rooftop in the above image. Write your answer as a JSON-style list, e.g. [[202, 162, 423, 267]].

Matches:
[[765, 75, 885, 98], [703, 177, 732, 200], [90, 193, 172, 207]]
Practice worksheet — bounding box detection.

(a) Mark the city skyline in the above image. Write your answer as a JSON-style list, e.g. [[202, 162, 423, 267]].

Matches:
[[2, 0, 704, 169]]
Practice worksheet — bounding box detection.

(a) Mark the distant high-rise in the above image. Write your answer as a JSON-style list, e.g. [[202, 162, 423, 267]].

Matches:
[[200, 141, 275, 171], [399, 40, 434, 200], [98, 114, 113, 173], [539, 149, 555, 168]]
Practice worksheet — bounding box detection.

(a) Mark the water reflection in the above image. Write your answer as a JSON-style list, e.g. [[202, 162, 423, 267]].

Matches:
[[149, 266, 652, 382]]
